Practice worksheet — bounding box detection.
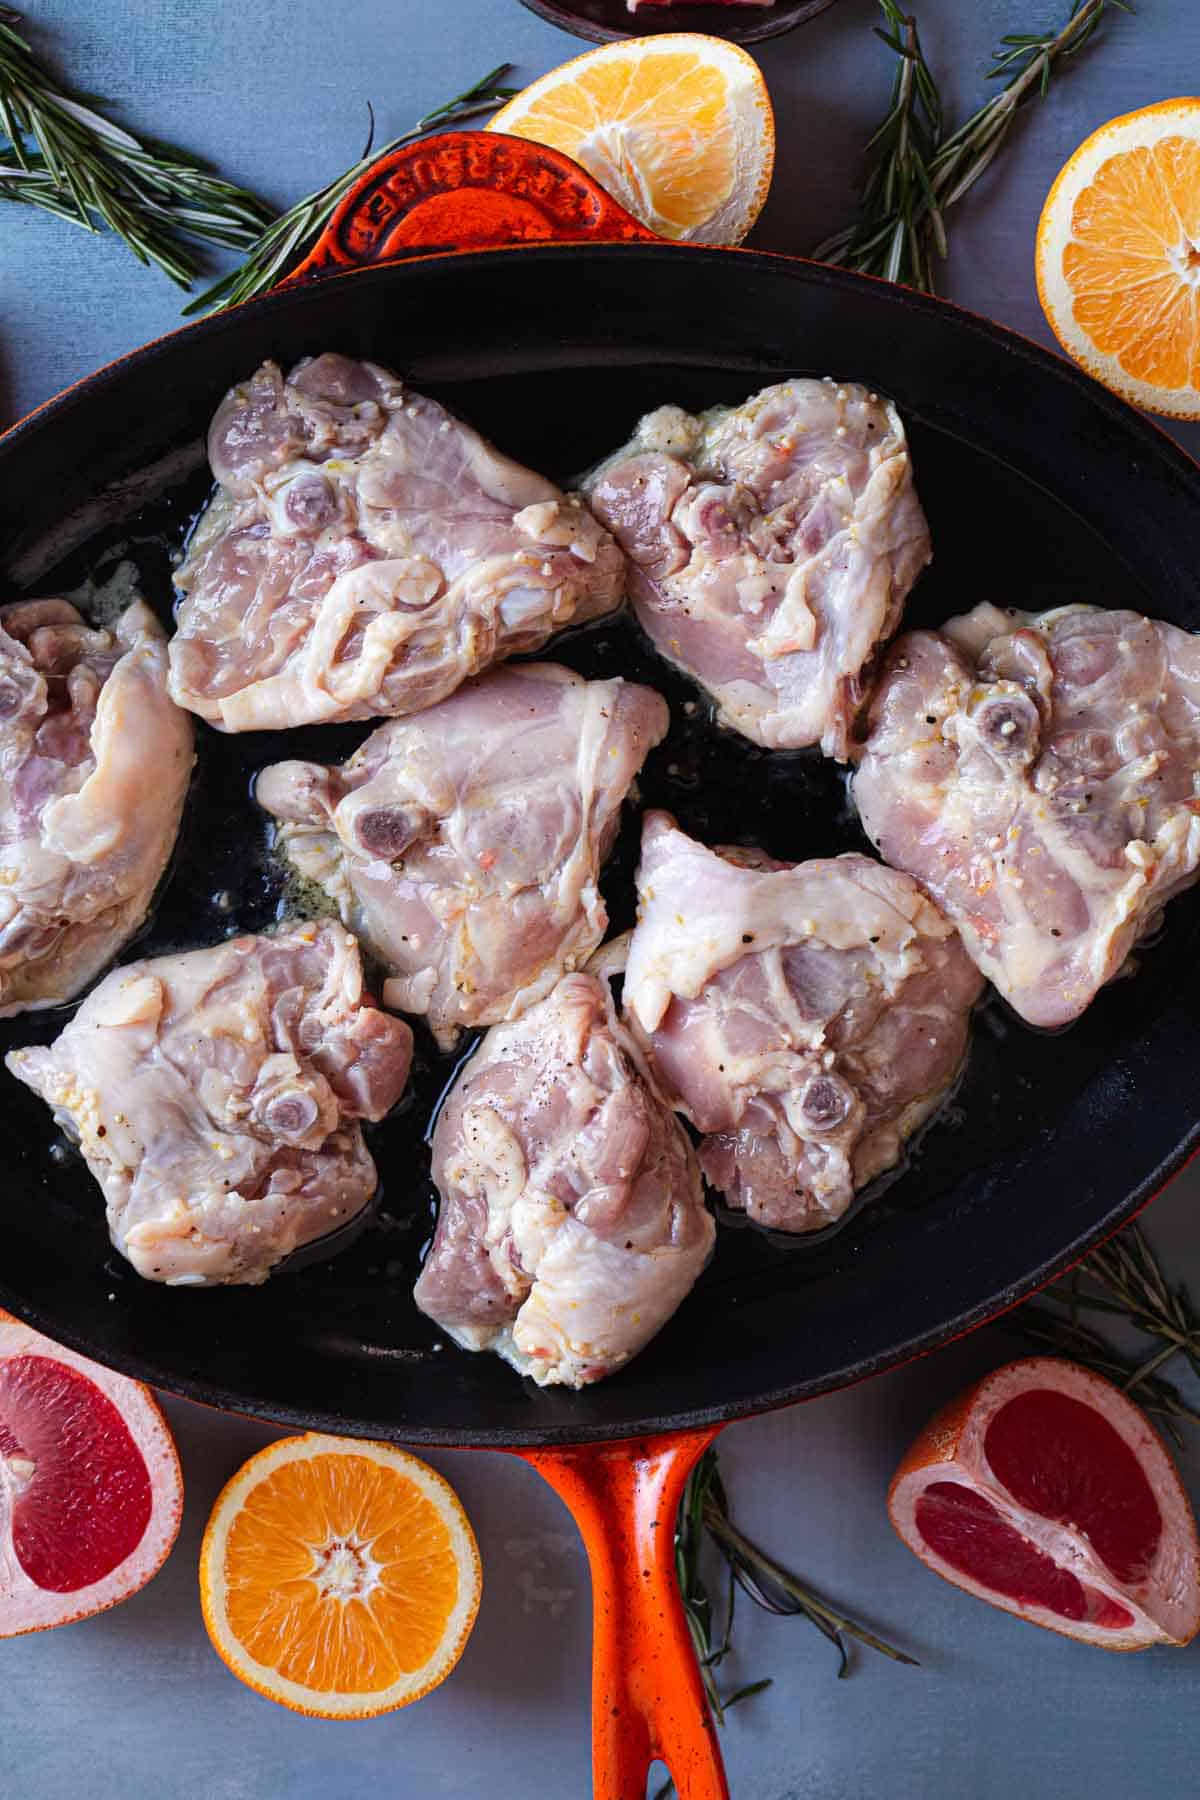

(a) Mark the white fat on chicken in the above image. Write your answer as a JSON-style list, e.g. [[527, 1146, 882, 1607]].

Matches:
[[414, 972, 713, 1388], [623, 812, 983, 1232], [256, 662, 668, 1047], [0, 596, 192, 1015], [583, 378, 930, 758], [853, 603, 1200, 1027], [168, 354, 626, 731], [6, 921, 413, 1286]]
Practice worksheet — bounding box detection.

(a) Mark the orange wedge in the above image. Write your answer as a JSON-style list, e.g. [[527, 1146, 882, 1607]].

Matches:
[[488, 33, 774, 244], [1037, 98, 1200, 418], [199, 1434, 481, 1718]]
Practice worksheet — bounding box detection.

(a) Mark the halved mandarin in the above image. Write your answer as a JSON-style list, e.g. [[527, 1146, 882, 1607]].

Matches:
[[200, 1434, 481, 1717], [1037, 98, 1200, 417]]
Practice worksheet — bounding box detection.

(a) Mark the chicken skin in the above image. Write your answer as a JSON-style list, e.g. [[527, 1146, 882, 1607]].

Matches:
[[623, 813, 982, 1232], [256, 663, 668, 1047], [415, 972, 713, 1387], [7, 922, 413, 1286], [853, 603, 1200, 1028], [168, 355, 626, 731], [0, 596, 192, 1015], [584, 379, 930, 757]]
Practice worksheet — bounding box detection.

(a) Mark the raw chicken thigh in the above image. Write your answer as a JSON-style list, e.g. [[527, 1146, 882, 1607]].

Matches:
[[584, 379, 930, 757], [7, 921, 413, 1286], [169, 354, 626, 731], [0, 597, 191, 1015], [853, 603, 1200, 1028], [257, 663, 668, 1047], [623, 813, 982, 1232], [415, 972, 713, 1387]]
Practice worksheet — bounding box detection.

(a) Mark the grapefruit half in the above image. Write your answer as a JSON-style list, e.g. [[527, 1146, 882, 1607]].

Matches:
[[889, 1357, 1200, 1650], [0, 1311, 183, 1637]]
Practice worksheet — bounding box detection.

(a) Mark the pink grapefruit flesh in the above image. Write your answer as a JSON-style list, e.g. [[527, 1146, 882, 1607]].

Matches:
[[983, 1388, 1163, 1584], [889, 1357, 1200, 1650], [914, 1482, 1136, 1630], [1, 1355, 154, 1592], [0, 1312, 182, 1637]]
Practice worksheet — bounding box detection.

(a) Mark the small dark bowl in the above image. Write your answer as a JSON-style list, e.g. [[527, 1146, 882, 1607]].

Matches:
[[519, 0, 839, 46]]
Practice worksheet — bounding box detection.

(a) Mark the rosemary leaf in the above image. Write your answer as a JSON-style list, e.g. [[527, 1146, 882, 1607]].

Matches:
[[672, 1444, 764, 1730], [0, 16, 516, 306], [659, 1449, 914, 1797], [0, 8, 273, 288], [1009, 1224, 1200, 1448], [687, 1450, 915, 1685], [723, 1678, 773, 1707], [816, 0, 1132, 293], [182, 65, 519, 316], [704, 1495, 919, 1674]]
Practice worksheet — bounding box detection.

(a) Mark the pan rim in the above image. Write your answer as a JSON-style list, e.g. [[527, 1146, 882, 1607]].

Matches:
[[4, 240, 1199, 492], [2, 1140, 1194, 1447]]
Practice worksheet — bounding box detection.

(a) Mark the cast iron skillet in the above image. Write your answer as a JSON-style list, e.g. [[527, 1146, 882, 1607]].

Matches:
[[517, 0, 839, 45], [2, 137, 1200, 1796]]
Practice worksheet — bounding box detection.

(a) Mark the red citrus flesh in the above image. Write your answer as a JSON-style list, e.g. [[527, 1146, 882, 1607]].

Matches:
[[0, 1311, 182, 1638], [982, 1389, 1162, 1584], [889, 1357, 1200, 1650], [915, 1482, 1135, 1629], [0, 1354, 153, 1593]]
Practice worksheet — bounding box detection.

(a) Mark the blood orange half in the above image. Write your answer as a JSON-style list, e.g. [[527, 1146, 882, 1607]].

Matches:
[[0, 1311, 182, 1638], [889, 1358, 1200, 1650]]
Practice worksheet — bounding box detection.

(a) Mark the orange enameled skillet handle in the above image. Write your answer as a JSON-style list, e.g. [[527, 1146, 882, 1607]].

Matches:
[[517, 1428, 730, 1800], [282, 129, 657, 283]]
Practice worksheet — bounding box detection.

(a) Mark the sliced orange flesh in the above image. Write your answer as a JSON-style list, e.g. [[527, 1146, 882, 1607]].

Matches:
[[489, 34, 774, 245], [200, 1435, 481, 1718], [1037, 99, 1200, 417]]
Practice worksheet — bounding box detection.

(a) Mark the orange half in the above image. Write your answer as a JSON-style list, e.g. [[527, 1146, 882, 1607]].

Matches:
[[199, 1434, 481, 1718], [1037, 97, 1200, 417], [489, 33, 774, 245]]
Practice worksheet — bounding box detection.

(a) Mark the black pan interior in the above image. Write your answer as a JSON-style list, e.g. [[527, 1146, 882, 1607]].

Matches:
[[516, 0, 838, 46], [1, 245, 1199, 1447]]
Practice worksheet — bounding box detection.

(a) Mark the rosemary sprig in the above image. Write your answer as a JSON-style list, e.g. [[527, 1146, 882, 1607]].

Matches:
[[816, 0, 1131, 292], [935, 0, 1130, 213], [815, 3, 943, 290], [700, 1452, 919, 1678], [0, 7, 272, 288], [1012, 1224, 1200, 1447], [660, 1449, 915, 1798], [1068, 1227, 1200, 1380], [674, 1447, 775, 1733], [0, 15, 515, 305], [182, 65, 519, 316]]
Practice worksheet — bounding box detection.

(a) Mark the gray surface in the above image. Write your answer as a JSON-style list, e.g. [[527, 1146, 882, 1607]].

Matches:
[[2, 2, 1200, 1796]]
